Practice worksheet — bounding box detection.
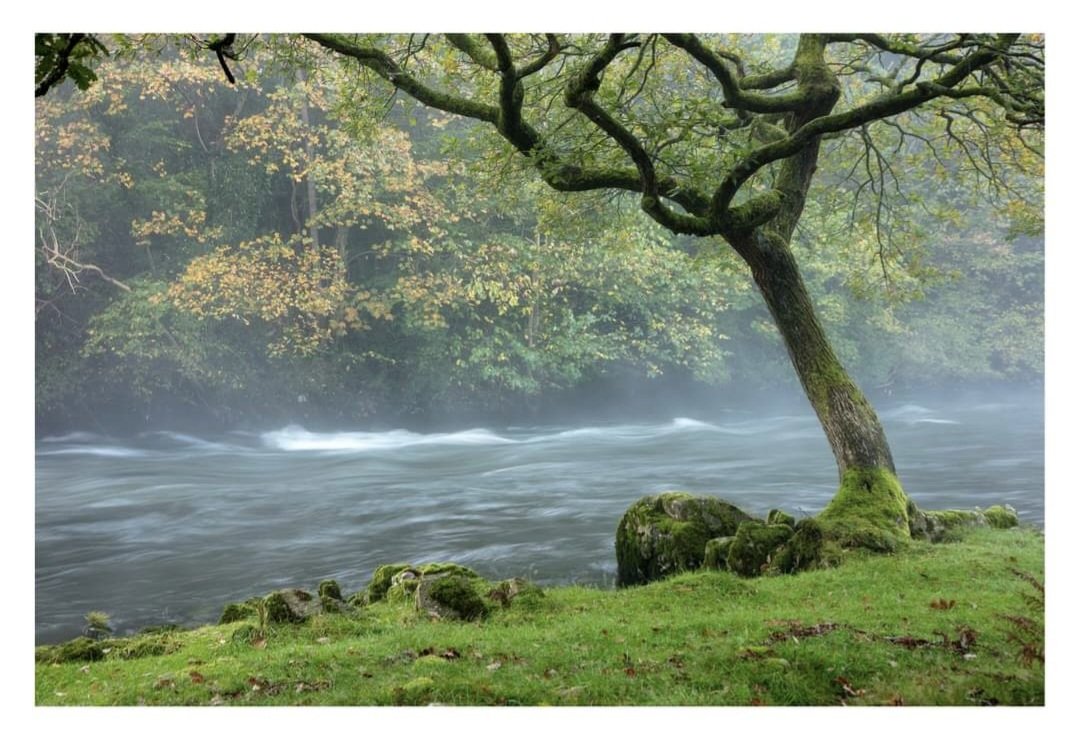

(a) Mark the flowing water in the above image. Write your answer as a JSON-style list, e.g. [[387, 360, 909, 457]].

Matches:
[[35, 391, 1044, 644]]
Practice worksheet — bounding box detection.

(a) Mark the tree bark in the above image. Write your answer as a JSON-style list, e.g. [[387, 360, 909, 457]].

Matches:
[[737, 231, 895, 476]]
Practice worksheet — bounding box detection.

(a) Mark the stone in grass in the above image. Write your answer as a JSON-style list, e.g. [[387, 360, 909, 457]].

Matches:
[[615, 492, 758, 586], [318, 579, 347, 613], [263, 588, 321, 624], [908, 502, 1020, 543], [487, 577, 545, 608], [367, 562, 481, 603], [726, 521, 795, 577], [416, 574, 489, 621]]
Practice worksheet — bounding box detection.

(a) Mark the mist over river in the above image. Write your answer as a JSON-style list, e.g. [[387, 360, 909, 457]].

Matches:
[[35, 390, 1043, 644]]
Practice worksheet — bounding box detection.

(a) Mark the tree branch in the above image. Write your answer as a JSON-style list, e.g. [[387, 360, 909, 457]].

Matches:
[[711, 35, 1019, 223], [663, 33, 809, 113]]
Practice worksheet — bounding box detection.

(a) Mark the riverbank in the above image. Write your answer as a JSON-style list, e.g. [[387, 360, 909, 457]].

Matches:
[[35, 527, 1044, 706]]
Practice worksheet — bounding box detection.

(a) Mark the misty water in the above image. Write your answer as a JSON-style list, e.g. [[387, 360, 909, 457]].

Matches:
[[35, 390, 1043, 644]]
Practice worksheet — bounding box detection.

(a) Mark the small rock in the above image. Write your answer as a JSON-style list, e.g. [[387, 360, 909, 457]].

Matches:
[[263, 589, 321, 624]]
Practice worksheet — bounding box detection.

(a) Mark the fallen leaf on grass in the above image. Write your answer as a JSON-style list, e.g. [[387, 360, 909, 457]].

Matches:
[[767, 621, 839, 643], [247, 676, 284, 695], [737, 646, 775, 661], [835, 676, 865, 698]]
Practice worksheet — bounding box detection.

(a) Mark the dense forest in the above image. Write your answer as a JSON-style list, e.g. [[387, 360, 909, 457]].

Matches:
[[35, 39, 1043, 434]]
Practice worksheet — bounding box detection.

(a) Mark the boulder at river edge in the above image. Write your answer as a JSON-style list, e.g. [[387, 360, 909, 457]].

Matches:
[[615, 492, 757, 586]]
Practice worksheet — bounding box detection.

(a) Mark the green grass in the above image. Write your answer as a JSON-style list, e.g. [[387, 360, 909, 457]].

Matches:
[[35, 528, 1044, 706]]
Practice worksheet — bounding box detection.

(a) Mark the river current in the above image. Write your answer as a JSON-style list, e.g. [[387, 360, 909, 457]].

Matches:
[[35, 391, 1043, 644]]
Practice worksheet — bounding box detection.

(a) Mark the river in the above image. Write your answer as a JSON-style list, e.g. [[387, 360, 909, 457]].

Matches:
[[35, 390, 1043, 644]]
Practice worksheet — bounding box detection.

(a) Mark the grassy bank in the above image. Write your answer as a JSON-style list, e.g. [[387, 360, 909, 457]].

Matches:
[[35, 528, 1044, 706]]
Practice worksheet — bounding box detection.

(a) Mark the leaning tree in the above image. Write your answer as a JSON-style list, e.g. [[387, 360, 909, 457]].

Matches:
[[37, 32, 1044, 548]]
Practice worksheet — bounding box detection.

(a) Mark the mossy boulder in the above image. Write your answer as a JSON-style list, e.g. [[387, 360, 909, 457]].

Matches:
[[726, 521, 795, 577], [615, 493, 757, 586], [385, 568, 422, 604], [367, 563, 414, 603], [984, 505, 1019, 529], [817, 467, 911, 552], [263, 589, 320, 624], [908, 503, 1020, 542], [218, 600, 258, 625], [909, 507, 984, 542], [771, 518, 824, 574], [318, 579, 347, 613], [487, 578, 545, 609], [703, 536, 736, 570], [416, 574, 489, 621], [368, 562, 481, 603], [767, 509, 796, 528]]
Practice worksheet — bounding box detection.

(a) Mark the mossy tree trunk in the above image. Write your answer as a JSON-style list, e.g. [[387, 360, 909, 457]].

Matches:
[[732, 230, 911, 549], [737, 232, 896, 476], [721, 35, 911, 547]]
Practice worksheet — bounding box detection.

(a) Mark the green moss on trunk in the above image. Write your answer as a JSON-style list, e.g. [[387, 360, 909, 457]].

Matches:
[[817, 467, 910, 552]]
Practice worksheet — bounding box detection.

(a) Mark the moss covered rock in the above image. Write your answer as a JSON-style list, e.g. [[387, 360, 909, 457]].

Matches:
[[703, 536, 736, 570], [218, 600, 257, 625], [984, 505, 1019, 529], [726, 521, 795, 577], [772, 518, 824, 574], [908, 503, 1020, 542], [767, 509, 796, 528], [367, 564, 414, 603], [416, 574, 489, 621], [487, 578, 545, 609], [318, 579, 347, 613], [263, 589, 320, 624], [817, 467, 911, 552], [615, 493, 757, 586]]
